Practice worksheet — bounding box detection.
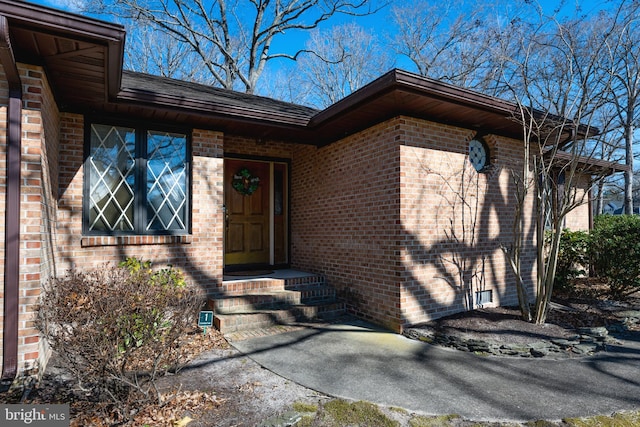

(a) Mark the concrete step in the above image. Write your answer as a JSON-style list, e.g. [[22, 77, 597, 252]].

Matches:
[[213, 271, 346, 335], [220, 273, 326, 295], [212, 286, 337, 313], [214, 300, 346, 334]]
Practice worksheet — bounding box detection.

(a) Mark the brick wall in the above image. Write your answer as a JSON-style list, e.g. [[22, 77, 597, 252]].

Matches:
[[55, 119, 225, 294], [224, 135, 296, 159], [564, 173, 591, 231], [397, 117, 537, 327], [0, 63, 56, 376], [290, 120, 404, 331], [290, 116, 538, 331]]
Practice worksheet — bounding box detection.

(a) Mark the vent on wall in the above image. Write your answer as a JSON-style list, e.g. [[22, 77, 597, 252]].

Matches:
[[475, 290, 493, 306]]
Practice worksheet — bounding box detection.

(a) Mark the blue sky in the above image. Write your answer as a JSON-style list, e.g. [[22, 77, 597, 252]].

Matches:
[[31, 0, 614, 65], [31, 0, 614, 36], [28, 0, 615, 77]]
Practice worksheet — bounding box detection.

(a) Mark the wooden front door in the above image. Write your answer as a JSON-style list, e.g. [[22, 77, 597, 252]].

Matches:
[[224, 159, 275, 267]]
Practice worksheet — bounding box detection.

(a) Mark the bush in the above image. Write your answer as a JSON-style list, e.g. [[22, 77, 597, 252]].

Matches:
[[36, 258, 204, 421], [552, 229, 589, 291], [590, 215, 640, 298]]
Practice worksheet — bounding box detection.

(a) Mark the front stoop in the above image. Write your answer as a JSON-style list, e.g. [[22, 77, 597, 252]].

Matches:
[[210, 272, 345, 335]]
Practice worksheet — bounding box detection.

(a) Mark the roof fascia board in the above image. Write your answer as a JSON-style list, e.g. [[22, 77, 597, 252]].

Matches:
[[0, 0, 124, 41], [549, 151, 629, 176], [309, 69, 519, 128]]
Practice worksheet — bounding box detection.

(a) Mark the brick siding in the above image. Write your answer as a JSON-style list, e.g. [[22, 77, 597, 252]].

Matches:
[[291, 117, 538, 332], [0, 62, 592, 379], [290, 120, 404, 331], [56, 116, 225, 292], [0, 64, 58, 375], [564, 174, 592, 231], [397, 117, 537, 327]]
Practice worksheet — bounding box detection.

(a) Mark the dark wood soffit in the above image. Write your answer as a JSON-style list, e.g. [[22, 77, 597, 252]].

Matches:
[[307, 69, 525, 145], [1, 0, 125, 100]]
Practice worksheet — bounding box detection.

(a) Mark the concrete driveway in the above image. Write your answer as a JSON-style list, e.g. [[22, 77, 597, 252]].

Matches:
[[231, 318, 640, 422]]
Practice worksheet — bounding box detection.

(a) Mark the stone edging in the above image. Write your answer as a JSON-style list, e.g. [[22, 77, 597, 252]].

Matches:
[[404, 314, 640, 359]]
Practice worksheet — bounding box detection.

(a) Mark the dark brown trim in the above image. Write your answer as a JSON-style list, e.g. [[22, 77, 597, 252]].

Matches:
[[0, 13, 21, 384], [0, 0, 125, 101], [0, 0, 124, 39], [549, 151, 629, 176], [116, 87, 312, 127], [308, 69, 519, 127]]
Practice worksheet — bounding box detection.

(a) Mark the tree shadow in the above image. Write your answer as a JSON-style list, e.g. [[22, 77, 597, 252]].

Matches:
[[397, 137, 537, 329]]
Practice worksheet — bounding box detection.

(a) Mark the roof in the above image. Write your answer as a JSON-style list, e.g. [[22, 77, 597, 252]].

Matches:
[[0, 0, 611, 149], [550, 151, 630, 177], [0, 0, 124, 104]]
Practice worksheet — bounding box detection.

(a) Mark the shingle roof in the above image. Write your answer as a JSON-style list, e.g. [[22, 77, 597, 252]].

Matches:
[[121, 71, 318, 126]]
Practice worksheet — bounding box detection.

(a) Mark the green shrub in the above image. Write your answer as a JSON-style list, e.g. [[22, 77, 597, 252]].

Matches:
[[551, 229, 589, 291], [36, 258, 204, 422], [590, 215, 640, 298]]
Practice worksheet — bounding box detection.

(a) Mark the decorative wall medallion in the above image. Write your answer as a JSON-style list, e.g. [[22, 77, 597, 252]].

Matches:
[[469, 137, 489, 172], [232, 167, 260, 195]]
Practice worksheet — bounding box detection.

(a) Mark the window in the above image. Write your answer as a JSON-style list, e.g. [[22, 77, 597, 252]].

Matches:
[[84, 122, 190, 235]]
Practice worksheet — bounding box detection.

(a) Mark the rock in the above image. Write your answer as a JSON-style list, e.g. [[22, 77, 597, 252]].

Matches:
[[614, 310, 640, 320], [500, 344, 531, 357], [577, 326, 608, 338], [572, 343, 598, 355], [530, 348, 548, 357], [550, 338, 579, 349]]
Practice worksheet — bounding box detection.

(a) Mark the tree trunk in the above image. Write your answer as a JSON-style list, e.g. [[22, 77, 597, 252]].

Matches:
[[624, 122, 634, 214], [595, 179, 604, 215], [534, 224, 563, 324]]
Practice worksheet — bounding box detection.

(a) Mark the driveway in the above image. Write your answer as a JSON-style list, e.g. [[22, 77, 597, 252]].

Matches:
[[231, 318, 640, 422]]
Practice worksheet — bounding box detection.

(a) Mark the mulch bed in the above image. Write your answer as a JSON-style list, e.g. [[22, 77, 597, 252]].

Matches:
[[411, 282, 640, 347]]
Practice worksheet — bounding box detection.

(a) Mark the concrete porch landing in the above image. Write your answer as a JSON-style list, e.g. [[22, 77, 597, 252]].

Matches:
[[222, 269, 319, 282], [211, 270, 345, 336]]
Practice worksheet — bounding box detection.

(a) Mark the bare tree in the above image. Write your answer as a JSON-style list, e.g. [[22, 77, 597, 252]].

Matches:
[[390, 0, 513, 95], [498, 6, 621, 323], [85, 0, 383, 93], [124, 25, 214, 83], [605, 1, 640, 215], [282, 23, 393, 107]]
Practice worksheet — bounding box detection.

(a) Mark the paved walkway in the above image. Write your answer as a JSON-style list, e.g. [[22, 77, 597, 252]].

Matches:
[[231, 318, 640, 422]]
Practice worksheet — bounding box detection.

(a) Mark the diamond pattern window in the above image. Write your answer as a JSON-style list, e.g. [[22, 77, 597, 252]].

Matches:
[[469, 138, 489, 172], [85, 123, 190, 235]]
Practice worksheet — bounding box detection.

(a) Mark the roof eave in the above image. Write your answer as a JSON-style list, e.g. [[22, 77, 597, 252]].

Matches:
[[309, 69, 519, 128], [116, 87, 313, 127], [0, 0, 125, 100]]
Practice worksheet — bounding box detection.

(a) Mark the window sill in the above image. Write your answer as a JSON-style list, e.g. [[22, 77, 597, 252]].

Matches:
[[80, 235, 192, 248]]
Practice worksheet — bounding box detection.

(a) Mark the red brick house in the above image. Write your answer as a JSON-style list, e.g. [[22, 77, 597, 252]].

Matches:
[[0, 0, 626, 383]]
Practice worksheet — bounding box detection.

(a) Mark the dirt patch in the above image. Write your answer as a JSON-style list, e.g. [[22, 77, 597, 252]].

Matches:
[[5, 327, 325, 427]]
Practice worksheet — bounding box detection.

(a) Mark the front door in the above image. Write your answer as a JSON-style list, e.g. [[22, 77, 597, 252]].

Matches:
[[224, 159, 288, 267]]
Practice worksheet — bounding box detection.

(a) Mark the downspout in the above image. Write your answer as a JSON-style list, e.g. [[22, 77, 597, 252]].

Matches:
[[0, 15, 22, 383]]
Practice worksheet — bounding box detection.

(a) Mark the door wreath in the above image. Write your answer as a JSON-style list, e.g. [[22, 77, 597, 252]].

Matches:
[[232, 167, 260, 195]]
